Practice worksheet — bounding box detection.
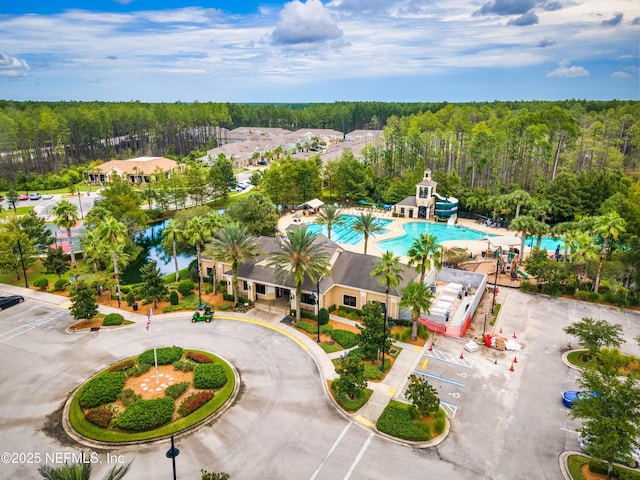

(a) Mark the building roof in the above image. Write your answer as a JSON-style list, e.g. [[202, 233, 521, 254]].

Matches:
[[329, 251, 415, 296], [418, 178, 437, 187], [396, 196, 417, 206], [231, 233, 415, 297], [96, 157, 178, 176]]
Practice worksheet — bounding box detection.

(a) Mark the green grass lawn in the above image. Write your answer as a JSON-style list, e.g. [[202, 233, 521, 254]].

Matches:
[[567, 349, 640, 377]]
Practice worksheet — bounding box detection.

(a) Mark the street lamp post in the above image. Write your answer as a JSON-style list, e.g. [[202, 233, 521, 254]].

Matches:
[[315, 279, 320, 343], [165, 434, 180, 480], [77, 191, 84, 219], [16, 238, 29, 288], [491, 258, 499, 313], [381, 302, 387, 373]]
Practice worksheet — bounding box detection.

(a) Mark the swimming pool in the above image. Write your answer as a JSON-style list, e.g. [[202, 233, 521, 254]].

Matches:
[[306, 215, 393, 245], [376, 221, 564, 256], [376, 222, 492, 256]]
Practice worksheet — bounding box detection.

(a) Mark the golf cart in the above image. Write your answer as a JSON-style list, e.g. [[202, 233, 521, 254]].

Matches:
[[192, 304, 214, 323]]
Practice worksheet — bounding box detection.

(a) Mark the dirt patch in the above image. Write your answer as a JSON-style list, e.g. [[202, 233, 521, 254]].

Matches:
[[123, 365, 194, 401]]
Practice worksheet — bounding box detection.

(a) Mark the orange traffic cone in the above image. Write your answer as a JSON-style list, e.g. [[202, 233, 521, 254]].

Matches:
[[460, 351, 464, 360], [513, 355, 518, 363], [499, 327, 503, 334], [509, 362, 515, 372], [513, 331, 517, 339], [429, 343, 433, 351]]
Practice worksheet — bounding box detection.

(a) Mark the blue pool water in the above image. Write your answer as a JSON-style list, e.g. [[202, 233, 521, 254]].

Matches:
[[306, 215, 392, 245], [377, 223, 492, 256], [376, 221, 564, 257]]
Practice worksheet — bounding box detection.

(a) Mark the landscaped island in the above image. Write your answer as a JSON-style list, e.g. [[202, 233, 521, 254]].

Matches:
[[68, 347, 236, 443]]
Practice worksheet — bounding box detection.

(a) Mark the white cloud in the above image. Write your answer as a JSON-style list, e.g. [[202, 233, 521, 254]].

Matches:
[[270, 0, 343, 46], [611, 71, 630, 79], [0, 53, 30, 77], [546, 60, 589, 77]]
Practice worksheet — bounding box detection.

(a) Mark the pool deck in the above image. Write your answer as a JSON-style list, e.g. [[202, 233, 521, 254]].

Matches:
[[278, 208, 514, 259], [277, 208, 540, 292]]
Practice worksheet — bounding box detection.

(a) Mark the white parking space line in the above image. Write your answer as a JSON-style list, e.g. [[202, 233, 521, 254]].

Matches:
[[309, 424, 351, 480], [0, 309, 67, 343], [343, 433, 374, 480]]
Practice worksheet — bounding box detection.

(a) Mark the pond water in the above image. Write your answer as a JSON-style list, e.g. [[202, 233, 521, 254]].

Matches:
[[121, 220, 194, 284]]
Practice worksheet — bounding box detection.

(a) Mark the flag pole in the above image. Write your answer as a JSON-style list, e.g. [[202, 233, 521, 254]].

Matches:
[[147, 308, 159, 383]]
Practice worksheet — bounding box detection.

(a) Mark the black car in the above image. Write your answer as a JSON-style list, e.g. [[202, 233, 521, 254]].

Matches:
[[0, 295, 25, 311]]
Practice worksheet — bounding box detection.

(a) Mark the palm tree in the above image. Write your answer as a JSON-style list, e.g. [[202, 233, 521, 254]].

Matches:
[[508, 189, 531, 218], [38, 461, 131, 480], [80, 228, 103, 273], [52, 200, 80, 268], [509, 215, 539, 265], [267, 226, 331, 323], [207, 222, 259, 306], [161, 219, 184, 282], [400, 281, 434, 341], [567, 232, 599, 282], [407, 233, 440, 283], [184, 216, 210, 301], [352, 212, 385, 255], [96, 217, 127, 305], [592, 212, 626, 293], [371, 251, 404, 318], [315, 204, 344, 240]]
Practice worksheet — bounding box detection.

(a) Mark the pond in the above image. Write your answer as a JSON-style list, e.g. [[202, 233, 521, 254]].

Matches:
[[121, 220, 194, 284]]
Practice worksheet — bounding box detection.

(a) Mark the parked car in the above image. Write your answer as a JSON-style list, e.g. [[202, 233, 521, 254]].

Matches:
[[41, 193, 53, 199], [18, 194, 29, 201], [579, 434, 640, 468], [0, 295, 25, 311], [257, 160, 268, 166], [28, 192, 41, 200], [562, 390, 599, 408]]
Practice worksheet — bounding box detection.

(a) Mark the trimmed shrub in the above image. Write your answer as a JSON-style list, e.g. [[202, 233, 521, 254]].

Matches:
[[186, 351, 213, 363], [120, 286, 131, 294], [84, 407, 114, 428], [173, 360, 195, 372], [126, 291, 136, 306], [433, 408, 447, 434], [204, 283, 213, 294], [118, 388, 141, 407], [113, 397, 175, 431], [33, 277, 49, 290], [127, 363, 152, 377], [218, 302, 232, 311], [102, 313, 124, 326], [139, 346, 183, 366], [318, 308, 330, 325], [54, 278, 68, 291], [376, 401, 431, 441], [338, 305, 361, 320], [169, 290, 179, 306], [331, 329, 359, 348], [193, 363, 227, 389], [109, 359, 134, 372], [178, 391, 214, 416], [165, 381, 190, 399], [575, 290, 601, 303], [79, 372, 126, 408], [177, 280, 195, 297]]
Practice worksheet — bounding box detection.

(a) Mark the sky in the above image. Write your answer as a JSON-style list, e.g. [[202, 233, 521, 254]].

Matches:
[[0, 0, 638, 103]]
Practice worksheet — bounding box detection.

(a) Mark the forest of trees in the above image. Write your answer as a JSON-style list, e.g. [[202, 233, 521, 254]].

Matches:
[[0, 100, 637, 192]]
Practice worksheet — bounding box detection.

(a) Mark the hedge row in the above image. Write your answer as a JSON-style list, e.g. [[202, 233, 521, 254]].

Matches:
[[375, 401, 432, 441], [113, 397, 175, 431], [193, 363, 227, 389], [331, 329, 359, 349], [173, 360, 195, 372], [177, 391, 214, 416], [109, 359, 134, 372], [186, 351, 213, 363], [84, 407, 114, 428], [79, 372, 126, 409], [165, 382, 190, 399], [139, 346, 183, 366]]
